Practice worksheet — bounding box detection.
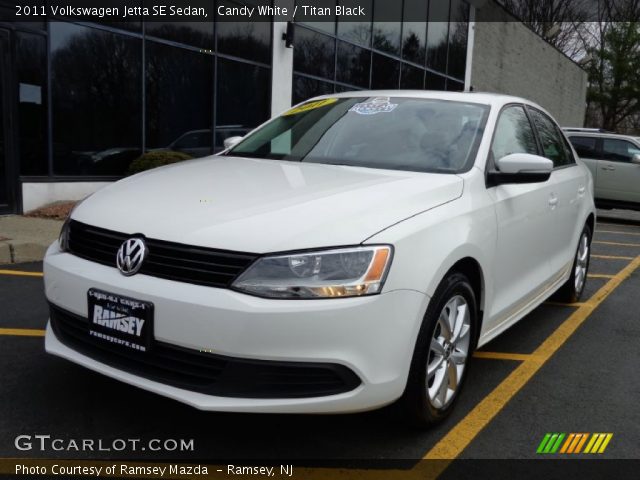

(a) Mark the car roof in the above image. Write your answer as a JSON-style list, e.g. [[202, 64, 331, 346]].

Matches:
[[562, 127, 612, 133], [564, 131, 640, 142], [310, 90, 550, 113]]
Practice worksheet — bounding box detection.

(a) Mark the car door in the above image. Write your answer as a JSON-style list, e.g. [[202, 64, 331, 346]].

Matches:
[[598, 138, 640, 204], [529, 108, 586, 280], [487, 105, 555, 326]]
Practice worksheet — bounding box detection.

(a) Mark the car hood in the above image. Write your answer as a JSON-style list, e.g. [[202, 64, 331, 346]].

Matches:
[[72, 156, 463, 253]]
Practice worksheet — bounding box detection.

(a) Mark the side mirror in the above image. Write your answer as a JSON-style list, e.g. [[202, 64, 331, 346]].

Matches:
[[632, 154, 640, 165], [487, 153, 553, 186], [223, 136, 244, 150]]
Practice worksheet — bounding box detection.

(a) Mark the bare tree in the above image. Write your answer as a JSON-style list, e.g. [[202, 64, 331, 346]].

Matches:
[[500, 0, 591, 58], [502, 0, 640, 133]]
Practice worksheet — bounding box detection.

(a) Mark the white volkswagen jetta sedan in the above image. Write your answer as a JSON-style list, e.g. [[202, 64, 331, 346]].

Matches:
[[44, 92, 595, 426]]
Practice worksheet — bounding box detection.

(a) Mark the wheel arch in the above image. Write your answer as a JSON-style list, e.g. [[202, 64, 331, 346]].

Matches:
[[585, 212, 595, 240], [442, 256, 485, 347]]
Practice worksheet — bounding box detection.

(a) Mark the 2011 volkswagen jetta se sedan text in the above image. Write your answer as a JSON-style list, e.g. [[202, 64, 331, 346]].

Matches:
[[44, 92, 596, 426]]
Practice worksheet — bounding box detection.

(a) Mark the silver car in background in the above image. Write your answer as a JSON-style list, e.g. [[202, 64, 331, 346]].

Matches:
[[565, 130, 640, 211]]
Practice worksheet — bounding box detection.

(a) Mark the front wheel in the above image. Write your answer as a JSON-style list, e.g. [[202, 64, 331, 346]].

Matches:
[[556, 224, 592, 303], [400, 272, 477, 428]]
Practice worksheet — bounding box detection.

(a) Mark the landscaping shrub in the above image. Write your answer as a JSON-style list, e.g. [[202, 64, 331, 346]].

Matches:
[[127, 150, 192, 175]]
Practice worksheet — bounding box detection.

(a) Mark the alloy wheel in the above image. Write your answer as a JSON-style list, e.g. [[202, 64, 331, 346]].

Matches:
[[426, 295, 471, 409], [574, 232, 589, 294]]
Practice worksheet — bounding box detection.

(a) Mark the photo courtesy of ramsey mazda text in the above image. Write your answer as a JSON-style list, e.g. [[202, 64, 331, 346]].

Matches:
[[44, 91, 595, 427]]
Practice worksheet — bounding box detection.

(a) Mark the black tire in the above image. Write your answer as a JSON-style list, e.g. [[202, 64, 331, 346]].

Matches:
[[399, 272, 478, 428], [555, 224, 592, 303]]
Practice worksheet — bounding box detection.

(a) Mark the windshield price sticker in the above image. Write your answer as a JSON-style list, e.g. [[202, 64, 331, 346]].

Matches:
[[349, 97, 398, 115], [283, 98, 338, 116]]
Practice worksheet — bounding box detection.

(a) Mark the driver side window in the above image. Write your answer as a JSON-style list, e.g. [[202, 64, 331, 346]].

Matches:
[[491, 106, 538, 166]]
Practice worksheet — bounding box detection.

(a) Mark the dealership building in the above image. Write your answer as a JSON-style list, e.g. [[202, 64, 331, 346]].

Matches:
[[0, 0, 587, 214]]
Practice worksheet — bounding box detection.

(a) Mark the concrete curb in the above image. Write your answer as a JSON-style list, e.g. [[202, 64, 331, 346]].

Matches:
[[13, 242, 51, 264], [0, 215, 61, 265], [0, 243, 11, 264], [0, 241, 51, 265]]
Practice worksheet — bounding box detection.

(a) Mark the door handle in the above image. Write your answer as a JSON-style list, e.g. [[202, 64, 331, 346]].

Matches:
[[601, 165, 616, 171], [549, 194, 558, 208], [578, 186, 586, 196]]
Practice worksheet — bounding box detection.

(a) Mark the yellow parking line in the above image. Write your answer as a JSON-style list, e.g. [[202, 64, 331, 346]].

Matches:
[[473, 351, 534, 362], [544, 301, 586, 307], [0, 328, 45, 337], [591, 254, 634, 260], [588, 273, 615, 279], [597, 222, 640, 229], [424, 255, 640, 463], [596, 230, 640, 236], [0, 269, 43, 278], [593, 241, 640, 247]]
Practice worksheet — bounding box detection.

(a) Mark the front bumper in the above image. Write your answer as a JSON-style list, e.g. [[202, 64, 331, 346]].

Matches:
[[44, 243, 429, 413]]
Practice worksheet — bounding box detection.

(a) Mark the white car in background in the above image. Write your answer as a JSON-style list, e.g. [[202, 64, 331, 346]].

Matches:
[[44, 92, 595, 427], [565, 130, 640, 211]]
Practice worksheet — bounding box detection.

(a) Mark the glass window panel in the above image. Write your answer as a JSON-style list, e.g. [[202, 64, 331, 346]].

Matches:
[[426, 0, 450, 73], [50, 23, 142, 176], [447, 0, 468, 80], [16, 32, 47, 175], [296, 0, 336, 35], [101, 21, 142, 33], [372, 0, 401, 55], [102, 1, 143, 32], [371, 53, 400, 89], [402, 0, 427, 65], [529, 108, 572, 167], [1, 4, 46, 29], [0, 31, 5, 206], [216, 59, 270, 151], [293, 75, 334, 104], [491, 106, 538, 161], [293, 26, 335, 80], [425, 71, 446, 90], [337, 0, 372, 47], [569, 136, 599, 158], [336, 41, 371, 88], [334, 84, 361, 93], [217, 0, 272, 64], [446, 79, 465, 91], [602, 138, 640, 163], [400, 63, 424, 89], [145, 22, 214, 48], [145, 41, 213, 158]]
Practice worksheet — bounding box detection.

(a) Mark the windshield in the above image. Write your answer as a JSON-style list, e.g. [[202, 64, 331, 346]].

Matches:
[[227, 97, 489, 174]]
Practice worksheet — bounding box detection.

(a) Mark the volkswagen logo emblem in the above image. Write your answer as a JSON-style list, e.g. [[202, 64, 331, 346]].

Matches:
[[116, 238, 148, 276]]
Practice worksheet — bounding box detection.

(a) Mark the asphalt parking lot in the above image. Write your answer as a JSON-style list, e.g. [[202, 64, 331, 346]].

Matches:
[[1, 214, 640, 477]]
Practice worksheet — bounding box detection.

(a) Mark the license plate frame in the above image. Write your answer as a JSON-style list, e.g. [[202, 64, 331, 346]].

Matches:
[[87, 288, 154, 353]]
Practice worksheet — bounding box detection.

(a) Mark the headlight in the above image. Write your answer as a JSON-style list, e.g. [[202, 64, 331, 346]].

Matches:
[[58, 216, 71, 252], [232, 246, 393, 299], [58, 195, 92, 252]]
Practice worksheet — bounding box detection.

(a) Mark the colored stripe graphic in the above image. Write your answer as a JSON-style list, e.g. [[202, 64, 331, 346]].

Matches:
[[537, 433, 613, 454], [536, 434, 552, 454]]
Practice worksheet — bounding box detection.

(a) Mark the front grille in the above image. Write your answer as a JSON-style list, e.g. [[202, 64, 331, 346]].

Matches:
[[67, 220, 258, 288], [50, 304, 361, 399]]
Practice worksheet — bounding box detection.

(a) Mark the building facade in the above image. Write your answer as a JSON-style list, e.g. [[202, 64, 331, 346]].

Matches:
[[0, 0, 585, 214]]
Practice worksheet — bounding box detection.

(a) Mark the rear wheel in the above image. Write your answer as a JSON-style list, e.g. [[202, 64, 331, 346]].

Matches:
[[400, 272, 477, 428], [556, 224, 591, 303]]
